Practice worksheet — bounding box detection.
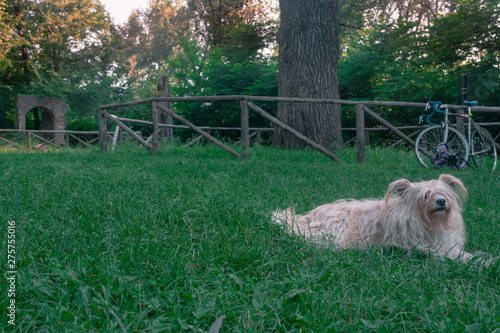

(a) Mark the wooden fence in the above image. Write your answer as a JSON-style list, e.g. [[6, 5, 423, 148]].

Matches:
[[0, 129, 103, 151], [98, 95, 500, 163]]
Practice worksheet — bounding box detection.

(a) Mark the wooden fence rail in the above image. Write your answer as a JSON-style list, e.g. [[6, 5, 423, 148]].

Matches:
[[247, 102, 344, 163], [156, 103, 241, 158], [97, 95, 500, 163], [98, 95, 500, 112], [0, 129, 106, 150]]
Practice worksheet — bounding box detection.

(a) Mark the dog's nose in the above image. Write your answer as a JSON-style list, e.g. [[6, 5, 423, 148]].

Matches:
[[436, 199, 446, 207]]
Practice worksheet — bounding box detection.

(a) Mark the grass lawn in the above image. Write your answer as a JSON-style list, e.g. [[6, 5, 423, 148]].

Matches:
[[1, 143, 499, 332]]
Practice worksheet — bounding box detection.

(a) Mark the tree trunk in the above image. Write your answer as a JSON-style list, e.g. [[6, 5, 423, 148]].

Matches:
[[273, 0, 343, 150], [14, 0, 40, 129]]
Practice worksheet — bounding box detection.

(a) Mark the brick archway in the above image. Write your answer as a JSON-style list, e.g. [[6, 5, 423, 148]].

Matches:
[[15, 95, 68, 145]]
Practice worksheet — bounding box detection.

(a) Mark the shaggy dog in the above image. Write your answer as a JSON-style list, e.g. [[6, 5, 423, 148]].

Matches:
[[272, 174, 485, 262]]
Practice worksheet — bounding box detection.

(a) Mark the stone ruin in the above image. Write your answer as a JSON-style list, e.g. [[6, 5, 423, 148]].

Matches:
[[15, 95, 68, 146]]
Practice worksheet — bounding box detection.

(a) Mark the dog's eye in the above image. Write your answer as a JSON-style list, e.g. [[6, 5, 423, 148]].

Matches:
[[424, 192, 430, 199]]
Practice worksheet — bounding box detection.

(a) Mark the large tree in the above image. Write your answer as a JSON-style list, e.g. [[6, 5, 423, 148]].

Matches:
[[273, 0, 343, 150]]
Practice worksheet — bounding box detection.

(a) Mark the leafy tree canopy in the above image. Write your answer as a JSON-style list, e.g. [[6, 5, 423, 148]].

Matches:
[[340, 0, 500, 104]]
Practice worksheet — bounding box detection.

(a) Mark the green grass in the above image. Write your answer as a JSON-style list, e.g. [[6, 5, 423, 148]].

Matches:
[[1, 143, 499, 332]]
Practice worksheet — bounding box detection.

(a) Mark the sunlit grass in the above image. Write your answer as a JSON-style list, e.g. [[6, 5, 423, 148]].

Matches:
[[1, 143, 499, 332]]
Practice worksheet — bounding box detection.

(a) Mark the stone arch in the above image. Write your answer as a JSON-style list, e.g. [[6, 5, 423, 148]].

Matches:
[[15, 95, 68, 145]]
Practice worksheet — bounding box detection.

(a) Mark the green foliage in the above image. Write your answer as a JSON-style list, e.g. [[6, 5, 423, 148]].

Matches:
[[0, 147, 499, 331], [118, 0, 191, 81], [187, 0, 274, 48], [0, 98, 9, 128], [10, 0, 113, 92], [167, 38, 278, 139], [427, 0, 500, 67], [340, 0, 500, 105], [0, 0, 18, 69], [66, 118, 99, 132]]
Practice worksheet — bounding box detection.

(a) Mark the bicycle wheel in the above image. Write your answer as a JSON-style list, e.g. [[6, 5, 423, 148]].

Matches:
[[470, 126, 497, 171], [415, 126, 469, 168]]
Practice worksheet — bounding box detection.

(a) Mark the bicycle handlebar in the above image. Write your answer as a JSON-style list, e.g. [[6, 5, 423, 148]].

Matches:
[[424, 101, 446, 126], [422, 100, 479, 126], [427, 101, 445, 113]]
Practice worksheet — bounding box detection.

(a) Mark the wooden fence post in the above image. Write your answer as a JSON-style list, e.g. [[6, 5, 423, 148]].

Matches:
[[152, 102, 160, 154], [158, 74, 173, 139], [98, 109, 109, 152], [240, 100, 250, 159], [356, 103, 366, 163]]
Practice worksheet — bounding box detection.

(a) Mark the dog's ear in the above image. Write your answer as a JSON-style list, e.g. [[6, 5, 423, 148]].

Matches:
[[387, 179, 412, 197], [439, 174, 468, 202]]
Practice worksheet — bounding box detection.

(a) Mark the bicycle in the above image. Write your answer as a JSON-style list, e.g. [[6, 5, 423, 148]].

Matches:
[[414, 100, 498, 171]]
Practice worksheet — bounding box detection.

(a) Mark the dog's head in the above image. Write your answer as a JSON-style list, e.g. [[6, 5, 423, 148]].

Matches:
[[385, 174, 467, 228]]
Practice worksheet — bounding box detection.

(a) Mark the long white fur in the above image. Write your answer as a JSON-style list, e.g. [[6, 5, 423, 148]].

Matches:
[[272, 174, 480, 262]]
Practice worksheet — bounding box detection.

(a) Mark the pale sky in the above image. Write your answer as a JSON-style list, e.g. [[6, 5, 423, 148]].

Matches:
[[101, 0, 279, 25], [100, 0, 150, 25]]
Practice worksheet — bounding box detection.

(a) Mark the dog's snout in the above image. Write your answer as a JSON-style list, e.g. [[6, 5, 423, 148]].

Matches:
[[436, 199, 446, 207]]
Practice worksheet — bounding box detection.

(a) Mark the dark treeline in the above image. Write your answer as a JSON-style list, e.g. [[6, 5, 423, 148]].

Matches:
[[0, 0, 499, 139]]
